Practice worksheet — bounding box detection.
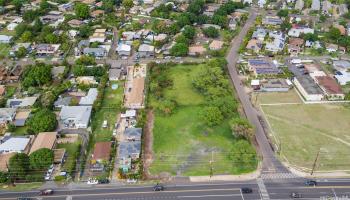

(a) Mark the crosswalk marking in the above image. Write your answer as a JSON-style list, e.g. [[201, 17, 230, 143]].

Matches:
[[261, 173, 299, 179], [257, 178, 270, 200]]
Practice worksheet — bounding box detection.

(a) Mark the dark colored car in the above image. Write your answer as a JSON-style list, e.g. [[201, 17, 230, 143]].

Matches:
[[305, 180, 317, 186], [153, 184, 164, 191], [17, 198, 37, 200], [98, 179, 110, 184], [290, 192, 302, 198], [241, 187, 253, 194], [39, 189, 54, 195]]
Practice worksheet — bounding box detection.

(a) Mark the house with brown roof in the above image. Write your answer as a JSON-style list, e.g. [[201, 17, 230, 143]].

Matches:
[[91, 10, 104, 18], [315, 76, 345, 100], [14, 110, 31, 127], [288, 38, 304, 56], [0, 153, 15, 172], [209, 40, 224, 50], [188, 45, 206, 56], [29, 132, 57, 154], [92, 142, 111, 162], [67, 19, 83, 28], [246, 39, 263, 53]]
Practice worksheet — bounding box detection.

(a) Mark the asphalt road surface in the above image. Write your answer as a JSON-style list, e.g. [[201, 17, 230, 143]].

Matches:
[[1, 179, 350, 200]]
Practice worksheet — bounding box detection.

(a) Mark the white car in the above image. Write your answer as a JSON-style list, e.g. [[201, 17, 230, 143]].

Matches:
[[87, 178, 98, 185]]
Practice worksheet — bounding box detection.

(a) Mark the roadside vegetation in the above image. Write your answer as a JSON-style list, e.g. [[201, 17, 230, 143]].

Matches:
[[148, 60, 257, 176]]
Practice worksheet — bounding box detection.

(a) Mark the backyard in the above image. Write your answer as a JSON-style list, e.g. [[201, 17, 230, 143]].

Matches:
[[57, 139, 82, 174], [149, 63, 257, 176], [91, 80, 124, 142], [0, 44, 10, 58], [261, 103, 350, 172]]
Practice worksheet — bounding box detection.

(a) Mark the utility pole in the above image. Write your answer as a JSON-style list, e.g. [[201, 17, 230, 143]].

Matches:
[[311, 148, 321, 175], [209, 151, 214, 178]]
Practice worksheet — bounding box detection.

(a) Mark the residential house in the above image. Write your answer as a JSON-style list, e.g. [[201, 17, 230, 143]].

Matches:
[[252, 28, 267, 41], [109, 68, 122, 81], [138, 44, 154, 58], [209, 40, 224, 50], [260, 79, 291, 92], [124, 128, 142, 141], [335, 70, 350, 85], [326, 43, 338, 53], [339, 4, 349, 16], [188, 45, 206, 56], [0, 35, 12, 44], [229, 18, 238, 30], [246, 39, 263, 53], [335, 24, 346, 35], [79, 88, 98, 105], [248, 59, 282, 76], [262, 16, 283, 26], [311, 0, 320, 10], [122, 31, 136, 41], [83, 47, 107, 58], [40, 11, 64, 27], [333, 60, 350, 71], [35, 44, 60, 56], [0, 153, 15, 172], [91, 10, 104, 18], [322, 0, 333, 15], [67, 19, 83, 28], [265, 31, 286, 53], [295, 0, 304, 10], [288, 38, 304, 55], [258, 0, 266, 7], [6, 23, 17, 31], [14, 111, 30, 127], [54, 96, 72, 109], [59, 106, 92, 129], [91, 141, 111, 171], [116, 43, 131, 56], [51, 66, 66, 79], [7, 97, 37, 108], [9, 43, 31, 57], [288, 25, 314, 37], [76, 76, 98, 85], [89, 29, 106, 43], [118, 141, 141, 160], [29, 132, 57, 154], [315, 76, 344, 100], [0, 137, 32, 153], [202, 24, 221, 30], [0, 108, 16, 125], [58, 2, 73, 12]]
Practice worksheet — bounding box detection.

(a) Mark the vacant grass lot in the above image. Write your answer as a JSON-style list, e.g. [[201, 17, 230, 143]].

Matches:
[[262, 103, 350, 171], [252, 89, 302, 105], [92, 81, 124, 142], [150, 64, 256, 176]]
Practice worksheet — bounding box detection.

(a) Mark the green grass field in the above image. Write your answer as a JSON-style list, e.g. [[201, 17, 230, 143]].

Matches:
[[0, 44, 10, 58], [252, 89, 302, 105], [57, 140, 81, 173], [262, 103, 350, 171], [149, 64, 257, 176]]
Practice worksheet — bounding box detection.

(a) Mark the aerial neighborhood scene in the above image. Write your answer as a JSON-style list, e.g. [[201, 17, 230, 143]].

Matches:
[[0, 0, 349, 198]]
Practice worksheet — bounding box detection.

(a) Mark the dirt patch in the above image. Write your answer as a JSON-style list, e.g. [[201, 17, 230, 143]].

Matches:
[[143, 110, 155, 179]]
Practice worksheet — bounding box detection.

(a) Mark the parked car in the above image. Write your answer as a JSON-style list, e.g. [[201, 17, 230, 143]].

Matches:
[[153, 184, 164, 191], [241, 187, 253, 194], [290, 192, 302, 198], [87, 178, 98, 185], [102, 120, 108, 128], [39, 189, 54, 195], [304, 180, 317, 186], [98, 179, 110, 184]]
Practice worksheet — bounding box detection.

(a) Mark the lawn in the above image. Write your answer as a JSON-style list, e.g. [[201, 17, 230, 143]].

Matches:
[[92, 81, 124, 142], [13, 126, 28, 136], [252, 89, 302, 105], [0, 182, 43, 191], [149, 64, 257, 176], [5, 86, 16, 98], [262, 103, 350, 171], [57, 140, 81, 173], [0, 44, 10, 58]]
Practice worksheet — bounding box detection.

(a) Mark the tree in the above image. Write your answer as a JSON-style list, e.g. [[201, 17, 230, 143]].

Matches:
[[79, 25, 92, 38], [157, 99, 177, 115], [210, 96, 238, 118], [102, 0, 114, 13], [15, 46, 27, 58], [29, 148, 54, 170], [0, 171, 8, 183], [229, 140, 257, 170], [122, 0, 134, 11], [182, 25, 196, 40], [22, 63, 52, 88], [44, 33, 59, 44], [27, 109, 57, 134], [170, 43, 188, 56], [230, 118, 254, 140], [75, 3, 90, 19], [187, 0, 205, 15], [175, 35, 190, 45], [202, 27, 219, 38], [200, 106, 223, 127], [12, 0, 23, 13], [303, 33, 318, 42], [9, 153, 29, 180], [212, 14, 228, 28], [277, 9, 289, 18], [280, 20, 292, 31], [20, 31, 33, 42], [328, 27, 341, 42]]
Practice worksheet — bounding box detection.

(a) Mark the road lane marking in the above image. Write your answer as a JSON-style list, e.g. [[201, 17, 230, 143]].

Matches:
[[240, 189, 245, 200], [178, 194, 241, 198], [0, 188, 241, 199], [332, 188, 337, 199]]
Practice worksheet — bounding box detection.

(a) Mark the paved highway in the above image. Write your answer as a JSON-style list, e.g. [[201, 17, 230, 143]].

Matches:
[[1, 180, 350, 200]]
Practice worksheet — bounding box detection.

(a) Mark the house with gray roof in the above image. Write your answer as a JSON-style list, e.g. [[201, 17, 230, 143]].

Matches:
[[138, 44, 154, 58], [0, 108, 16, 125], [0, 35, 13, 44], [295, 0, 304, 10], [59, 106, 92, 129], [7, 97, 37, 108], [252, 28, 267, 41], [118, 141, 141, 160], [79, 88, 98, 105], [83, 47, 107, 58], [124, 128, 142, 141], [311, 0, 320, 10], [109, 68, 122, 81], [0, 137, 31, 153], [54, 96, 72, 109]]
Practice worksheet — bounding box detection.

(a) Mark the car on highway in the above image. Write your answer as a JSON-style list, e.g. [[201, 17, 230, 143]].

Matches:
[[290, 192, 302, 198], [241, 187, 253, 194], [98, 179, 110, 184], [153, 184, 164, 191], [39, 189, 54, 195], [304, 180, 317, 186]]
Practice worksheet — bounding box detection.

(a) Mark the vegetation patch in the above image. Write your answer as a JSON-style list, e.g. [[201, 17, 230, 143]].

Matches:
[[148, 60, 257, 176]]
